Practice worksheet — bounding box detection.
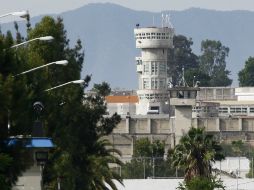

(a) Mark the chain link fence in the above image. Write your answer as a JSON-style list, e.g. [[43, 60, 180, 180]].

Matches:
[[111, 157, 184, 179], [111, 156, 254, 179]]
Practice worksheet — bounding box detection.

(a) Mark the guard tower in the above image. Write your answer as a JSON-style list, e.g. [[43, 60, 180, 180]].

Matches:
[[134, 23, 174, 115], [169, 86, 199, 145]]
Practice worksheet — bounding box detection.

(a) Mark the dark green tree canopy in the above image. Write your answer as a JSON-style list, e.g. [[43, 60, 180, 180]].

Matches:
[[0, 15, 123, 190], [199, 40, 232, 86], [238, 57, 254, 86], [168, 36, 232, 87], [168, 35, 199, 86], [172, 127, 224, 182]]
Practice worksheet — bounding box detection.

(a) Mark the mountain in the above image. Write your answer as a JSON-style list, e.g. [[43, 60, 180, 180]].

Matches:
[[2, 3, 254, 89]]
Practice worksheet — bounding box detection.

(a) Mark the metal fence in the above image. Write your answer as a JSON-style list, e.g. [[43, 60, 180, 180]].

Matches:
[[111, 157, 184, 179], [111, 156, 254, 180]]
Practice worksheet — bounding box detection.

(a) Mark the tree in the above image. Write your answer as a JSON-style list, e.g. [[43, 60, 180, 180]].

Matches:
[[122, 138, 178, 178], [178, 176, 225, 190], [199, 40, 232, 86], [22, 16, 123, 189], [238, 57, 254, 86], [0, 26, 35, 189], [172, 127, 224, 182], [167, 35, 199, 86]]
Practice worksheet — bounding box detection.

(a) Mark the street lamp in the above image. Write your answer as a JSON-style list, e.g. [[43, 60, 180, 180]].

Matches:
[[0, 10, 29, 19], [14, 60, 68, 76], [45, 79, 85, 92], [10, 36, 54, 49]]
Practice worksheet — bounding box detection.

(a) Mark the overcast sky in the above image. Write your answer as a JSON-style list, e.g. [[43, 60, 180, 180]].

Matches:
[[1, 0, 254, 22]]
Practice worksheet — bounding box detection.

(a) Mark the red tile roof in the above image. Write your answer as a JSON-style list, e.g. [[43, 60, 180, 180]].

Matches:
[[105, 95, 139, 103]]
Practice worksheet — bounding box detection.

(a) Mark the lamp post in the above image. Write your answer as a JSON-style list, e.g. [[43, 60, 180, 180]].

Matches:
[[8, 60, 68, 130], [14, 60, 68, 76], [35, 151, 49, 190], [0, 10, 29, 19], [45, 79, 85, 91], [10, 36, 54, 49]]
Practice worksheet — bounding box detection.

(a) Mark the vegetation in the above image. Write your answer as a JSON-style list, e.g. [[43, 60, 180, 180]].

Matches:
[[0, 16, 123, 190], [238, 57, 254, 86], [122, 138, 184, 178], [178, 176, 225, 190], [168, 36, 232, 87], [167, 35, 199, 86], [0, 23, 35, 188], [199, 40, 232, 86], [172, 127, 224, 189], [220, 140, 254, 178]]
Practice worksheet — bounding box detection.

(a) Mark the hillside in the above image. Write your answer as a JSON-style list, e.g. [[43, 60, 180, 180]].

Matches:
[[2, 3, 254, 89]]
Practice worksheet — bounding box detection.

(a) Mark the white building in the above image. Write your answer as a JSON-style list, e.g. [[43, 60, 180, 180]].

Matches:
[[134, 26, 174, 115]]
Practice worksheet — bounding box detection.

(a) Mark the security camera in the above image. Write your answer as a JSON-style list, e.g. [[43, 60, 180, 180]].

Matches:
[[33, 102, 44, 114]]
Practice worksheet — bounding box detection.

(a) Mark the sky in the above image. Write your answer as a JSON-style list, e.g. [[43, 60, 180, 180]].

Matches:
[[0, 0, 254, 22]]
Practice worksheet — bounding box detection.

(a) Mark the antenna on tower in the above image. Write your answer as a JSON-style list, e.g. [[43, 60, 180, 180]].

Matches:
[[161, 13, 165, 27], [153, 16, 155, 26], [179, 67, 188, 87]]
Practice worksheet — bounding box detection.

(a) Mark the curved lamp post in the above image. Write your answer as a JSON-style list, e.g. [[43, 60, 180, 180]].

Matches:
[[0, 10, 29, 19], [14, 60, 68, 76], [10, 36, 54, 49], [45, 79, 85, 92]]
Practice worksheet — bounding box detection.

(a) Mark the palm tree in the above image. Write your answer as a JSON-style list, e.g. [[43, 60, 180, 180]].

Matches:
[[172, 127, 224, 181], [86, 139, 123, 190]]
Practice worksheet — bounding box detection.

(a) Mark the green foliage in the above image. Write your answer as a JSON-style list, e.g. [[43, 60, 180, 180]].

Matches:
[[122, 138, 181, 178], [93, 82, 111, 96], [220, 141, 254, 178], [167, 35, 199, 86], [168, 36, 232, 87], [238, 57, 254, 86], [0, 153, 12, 189], [0, 25, 35, 189], [0, 15, 122, 190], [172, 127, 224, 182], [220, 140, 254, 158], [199, 40, 232, 86], [22, 16, 123, 189], [178, 176, 225, 190], [246, 157, 254, 178]]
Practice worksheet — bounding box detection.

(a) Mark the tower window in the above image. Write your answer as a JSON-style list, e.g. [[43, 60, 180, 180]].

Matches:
[[143, 78, 150, 89], [151, 62, 158, 75]]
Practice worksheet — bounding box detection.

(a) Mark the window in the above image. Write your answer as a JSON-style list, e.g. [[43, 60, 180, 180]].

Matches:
[[136, 59, 142, 65], [219, 107, 228, 113], [151, 62, 158, 75], [143, 78, 150, 89], [151, 33, 156, 39], [230, 106, 247, 114], [151, 78, 158, 89], [159, 63, 166, 74], [250, 107, 254, 113], [159, 79, 166, 89], [143, 62, 149, 74]]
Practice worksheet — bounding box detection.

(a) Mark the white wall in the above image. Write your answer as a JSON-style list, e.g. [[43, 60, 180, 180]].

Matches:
[[112, 179, 254, 190]]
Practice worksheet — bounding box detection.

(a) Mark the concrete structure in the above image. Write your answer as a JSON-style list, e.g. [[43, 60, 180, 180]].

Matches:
[[169, 87, 199, 143], [104, 22, 254, 159], [134, 26, 174, 115], [213, 157, 250, 178], [106, 87, 254, 158], [111, 179, 254, 190], [12, 138, 54, 190]]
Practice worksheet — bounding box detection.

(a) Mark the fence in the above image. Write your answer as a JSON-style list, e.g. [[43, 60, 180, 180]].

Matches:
[[112, 157, 184, 179], [111, 156, 254, 179]]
